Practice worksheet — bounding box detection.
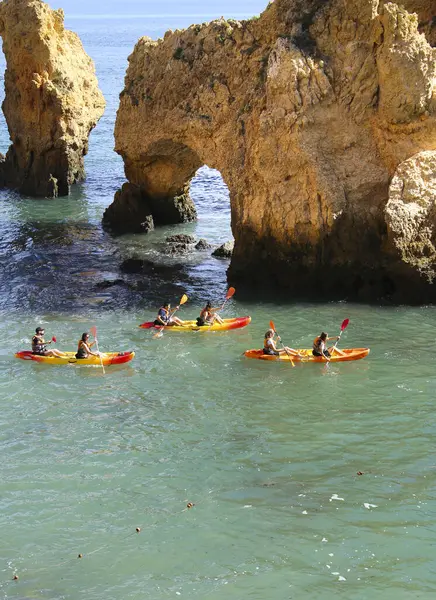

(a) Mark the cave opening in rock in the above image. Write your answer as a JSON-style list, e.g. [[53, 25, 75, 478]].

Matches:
[[189, 165, 232, 247], [0, 48, 8, 156]]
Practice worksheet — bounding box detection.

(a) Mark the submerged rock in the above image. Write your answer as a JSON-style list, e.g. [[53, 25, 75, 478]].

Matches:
[[95, 279, 127, 289], [109, 0, 436, 302], [0, 0, 105, 197], [165, 243, 192, 256], [212, 241, 234, 258]]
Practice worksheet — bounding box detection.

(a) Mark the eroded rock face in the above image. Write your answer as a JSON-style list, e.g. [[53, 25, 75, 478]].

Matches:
[[110, 0, 436, 302], [0, 0, 105, 197], [386, 151, 436, 282]]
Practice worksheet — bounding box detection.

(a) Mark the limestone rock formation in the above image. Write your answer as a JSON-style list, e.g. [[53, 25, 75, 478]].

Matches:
[[104, 183, 154, 234], [110, 0, 436, 302], [406, 1, 436, 46], [386, 150, 436, 281], [0, 0, 105, 197]]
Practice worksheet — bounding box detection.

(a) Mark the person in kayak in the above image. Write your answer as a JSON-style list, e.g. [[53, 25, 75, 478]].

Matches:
[[31, 327, 64, 358], [196, 301, 224, 326], [75, 333, 100, 359], [312, 332, 339, 359], [263, 329, 301, 357], [154, 302, 184, 327]]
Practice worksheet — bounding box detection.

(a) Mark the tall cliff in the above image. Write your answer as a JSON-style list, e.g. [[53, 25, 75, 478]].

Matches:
[[108, 0, 436, 302], [0, 0, 105, 197]]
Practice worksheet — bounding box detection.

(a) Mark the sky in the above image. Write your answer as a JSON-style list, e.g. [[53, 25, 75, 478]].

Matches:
[[54, 0, 268, 17]]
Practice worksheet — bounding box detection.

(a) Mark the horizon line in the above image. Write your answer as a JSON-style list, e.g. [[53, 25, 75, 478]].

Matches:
[[65, 12, 257, 19]]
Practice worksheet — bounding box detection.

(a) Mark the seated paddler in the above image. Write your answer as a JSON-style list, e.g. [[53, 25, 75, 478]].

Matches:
[[154, 302, 184, 327], [31, 327, 64, 358]]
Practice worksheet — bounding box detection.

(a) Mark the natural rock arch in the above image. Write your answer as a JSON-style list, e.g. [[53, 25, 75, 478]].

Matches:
[[0, 0, 105, 197], [106, 0, 436, 302]]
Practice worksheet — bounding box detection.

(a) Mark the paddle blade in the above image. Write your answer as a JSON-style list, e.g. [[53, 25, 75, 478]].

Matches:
[[226, 287, 236, 300], [51, 336, 57, 343], [90, 325, 97, 339], [179, 294, 188, 305], [341, 318, 350, 331], [269, 320, 276, 332], [153, 330, 164, 339]]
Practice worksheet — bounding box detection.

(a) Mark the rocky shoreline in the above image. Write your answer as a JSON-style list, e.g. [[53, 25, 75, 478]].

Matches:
[[0, 0, 435, 303]]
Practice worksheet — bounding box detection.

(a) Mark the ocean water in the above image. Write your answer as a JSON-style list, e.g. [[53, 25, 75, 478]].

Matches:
[[0, 11, 436, 600]]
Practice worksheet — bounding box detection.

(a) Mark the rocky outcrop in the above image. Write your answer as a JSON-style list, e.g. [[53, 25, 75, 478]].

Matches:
[[102, 154, 197, 232], [212, 241, 234, 258], [407, 1, 436, 46], [110, 0, 436, 302], [103, 183, 154, 234], [386, 150, 436, 281], [0, 0, 105, 197]]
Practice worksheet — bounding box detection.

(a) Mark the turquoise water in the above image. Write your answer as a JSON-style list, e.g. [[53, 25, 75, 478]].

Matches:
[[1, 10, 436, 600]]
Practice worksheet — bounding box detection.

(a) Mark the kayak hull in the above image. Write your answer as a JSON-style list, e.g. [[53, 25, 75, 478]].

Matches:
[[15, 351, 135, 366], [244, 348, 370, 362], [139, 316, 251, 332]]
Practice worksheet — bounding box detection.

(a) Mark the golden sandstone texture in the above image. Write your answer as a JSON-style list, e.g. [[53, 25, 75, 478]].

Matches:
[[107, 0, 436, 301], [0, 0, 105, 196]]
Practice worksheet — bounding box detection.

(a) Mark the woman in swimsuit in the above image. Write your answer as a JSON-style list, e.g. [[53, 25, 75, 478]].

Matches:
[[75, 333, 100, 359], [263, 329, 301, 357], [312, 332, 339, 359], [197, 301, 224, 326]]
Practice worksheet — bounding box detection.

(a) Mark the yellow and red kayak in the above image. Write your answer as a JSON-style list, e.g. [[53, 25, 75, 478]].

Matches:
[[139, 316, 251, 332], [244, 348, 370, 362], [15, 351, 135, 366]]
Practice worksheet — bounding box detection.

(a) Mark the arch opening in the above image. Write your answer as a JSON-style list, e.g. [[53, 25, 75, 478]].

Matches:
[[189, 165, 232, 248], [0, 47, 9, 158], [104, 140, 233, 244]]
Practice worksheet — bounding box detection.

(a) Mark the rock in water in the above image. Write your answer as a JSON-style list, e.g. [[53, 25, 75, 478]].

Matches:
[[109, 0, 436, 302], [0, 0, 105, 197], [166, 234, 196, 244], [195, 239, 212, 250], [103, 183, 154, 234], [212, 241, 234, 258]]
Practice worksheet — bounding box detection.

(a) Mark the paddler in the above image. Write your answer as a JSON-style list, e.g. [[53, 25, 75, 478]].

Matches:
[[312, 331, 339, 359], [196, 301, 224, 326], [31, 327, 64, 358], [263, 329, 301, 357], [75, 332, 100, 359], [154, 302, 184, 327]]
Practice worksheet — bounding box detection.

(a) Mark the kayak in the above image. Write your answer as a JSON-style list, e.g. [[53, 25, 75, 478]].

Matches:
[[15, 351, 135, 366], [139, 316, 251, 332], [244, 348, 370, 362]]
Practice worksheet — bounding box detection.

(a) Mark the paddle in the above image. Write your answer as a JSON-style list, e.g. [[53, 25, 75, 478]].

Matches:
[[205, 287, 235, 330], [153, 293, 188, 339], [330, 318, 350, 356], [269, 320, 295, 367], [90, 325, 105, 374], [220, 287, 235, 311]]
